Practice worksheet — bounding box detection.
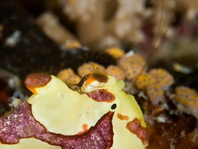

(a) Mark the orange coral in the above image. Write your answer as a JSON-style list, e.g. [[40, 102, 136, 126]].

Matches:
[[77, 62, 106, 77], [106, 65, 125, 80], [57, 68, 80, 84], [118, 53, 146, 80], [105, 47, 125, 59], [119, 53, 146, 66], [65, 40, 82, 49], [134, 73, 155, 90], [148, 68, 174, 90], [134, 68, 174, 106], [75, 52, 175, 107], [175, 86, 198, 118], [146, 84, 164, 106]]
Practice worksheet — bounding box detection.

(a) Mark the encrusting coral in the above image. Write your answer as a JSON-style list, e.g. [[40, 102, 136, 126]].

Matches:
[[118, 52, 146, 80], [104, 47, 125, 60], [106, 65, 125, 80], [77, 62, 106, 78], [134, 73, 155, 90], [148, 68, 174, 90], [134, 68, 174, 105], [57, 68, 81, 84], [175, 86, 198, 119], [58, 49, 175, 106]]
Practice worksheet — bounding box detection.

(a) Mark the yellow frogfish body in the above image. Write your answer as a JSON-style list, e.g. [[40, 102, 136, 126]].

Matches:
[[0, 73, 148, 149]]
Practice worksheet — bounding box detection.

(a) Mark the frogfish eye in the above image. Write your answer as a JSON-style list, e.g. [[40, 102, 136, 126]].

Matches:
[[111, 103, 117, 110]]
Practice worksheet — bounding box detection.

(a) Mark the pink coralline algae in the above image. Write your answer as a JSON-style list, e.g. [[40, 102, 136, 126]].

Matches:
[[0, 102, 114, 149]]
